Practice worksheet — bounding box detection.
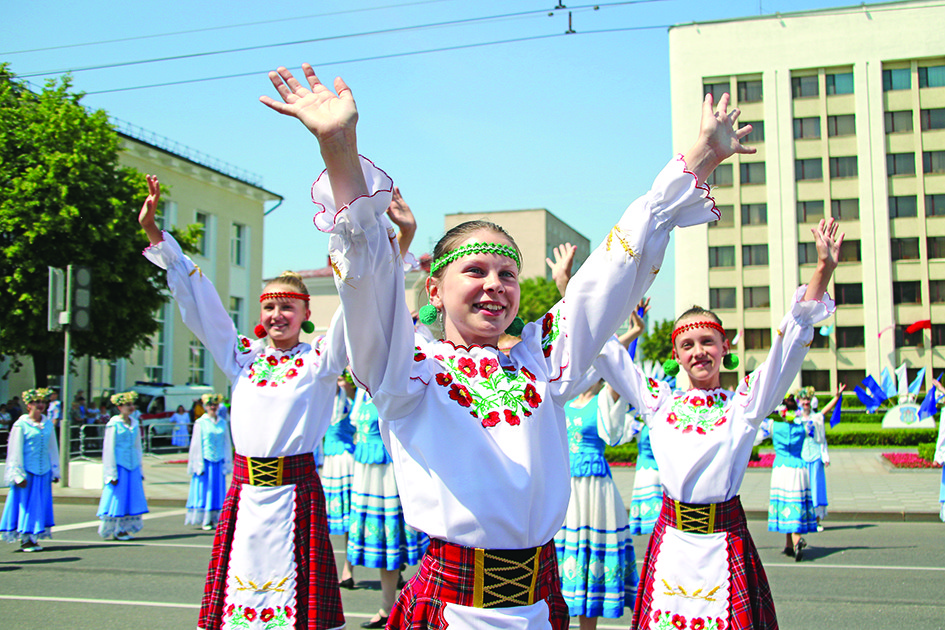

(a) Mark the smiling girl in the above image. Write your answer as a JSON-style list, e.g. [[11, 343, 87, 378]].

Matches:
[[261, 63, 752, 629], [138, 176, 348, 630]]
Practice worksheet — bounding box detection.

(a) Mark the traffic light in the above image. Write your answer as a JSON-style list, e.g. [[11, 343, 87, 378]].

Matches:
[[71, 265, 92, 331]]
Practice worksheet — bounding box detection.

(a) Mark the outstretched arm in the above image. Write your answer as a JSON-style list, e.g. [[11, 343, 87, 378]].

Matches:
[[804, 218, 843, 302], [138, 175, 164, 246], [617, 298, 649, 348], [387, 187, 416, 259], [545, 242, 576, 298], [819, 382, 847, 415], [682, 93, 756, 184]]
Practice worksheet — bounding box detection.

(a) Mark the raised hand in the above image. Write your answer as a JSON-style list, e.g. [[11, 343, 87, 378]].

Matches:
[[260, 64, 358, 149], [387, 187, 416, 257], [684, 93, 756, 185], [138, 174, 163, 246], [811, 217, 844, 270], [546, 242, 577, 297]]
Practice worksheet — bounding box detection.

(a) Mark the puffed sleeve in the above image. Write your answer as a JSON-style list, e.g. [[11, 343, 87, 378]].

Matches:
[[736, 287, 835, 427], [102, 420, 118, 485], [143, 232, 255, 382], [313, 157, 429, 421], [223, 419, 234, 476], [48, 424, 60, 480], [592, 337, 672, 426], [312, 306, 348, 380], [4, 422, 25, 486], [596, 388, 634, 447], [187, 418, 205, 477]]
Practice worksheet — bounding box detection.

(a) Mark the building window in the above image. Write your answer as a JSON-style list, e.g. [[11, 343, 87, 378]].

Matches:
[[839, 240, 861, 263], [830, 156, 858, 179], [921, 108, 945, 130], [744, 286, 770, 309], [834, 283, 863, 305], [885, 111, 914, 134], [229, 296, 243, 332], [933, 324, 945, 346], [795, 158, 823, 181], [927, 194, 945, 217], [797, 200, 824, 223], [710, 205, 734, 228], [889, 195, 918, 218], [231, 223, 246, 266], [741, 204, 767, 225], [157, 199, 176, 231], [737, 80, 763, 103], [709, 246, 735, 268], [924, 151, 945, 174], [742, 121, 764, 143], [895, 325, 924, 348], [710, 287, 736, 310], [826, 72, 854, 95], [798, 242, 818, 265], [793, 117, 821, 139], [883, 68, 911, 91], [704, 82, 729, 104], [195, 211, 210, 257], [892, 281, 921, 304], [743, 328, 772, 350], [707, 164, 733, 187], [791, 75, 819, 98], [827, 114, 855, 137], [836, 326, 865, 348], [742, 244, 769, 267], [929, 236, 945, 259], [188, 335, 208, 385], [919, 65, 945, 88], [144, 304, 167, 383], [887, 153, 916, 176], [803, 371, 831, 391], [831, 198, 859, 220], [931, 280, 945, 303], [740, 162, 765, 185], [891, 237, 920, 260]]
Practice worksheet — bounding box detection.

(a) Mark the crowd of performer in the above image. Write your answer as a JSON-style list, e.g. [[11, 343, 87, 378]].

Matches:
[[3, 62, 943, 630]]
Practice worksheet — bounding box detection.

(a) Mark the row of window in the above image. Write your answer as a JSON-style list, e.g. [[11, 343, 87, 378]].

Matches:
[[709, 236, 945, 267], [886, 108, 945, 133], [883, 66, 945, 92], [726, 324, 945, 352], [711, 279, 945, 310], [889, 151, 945, 176], [160, 202, 248, 267]]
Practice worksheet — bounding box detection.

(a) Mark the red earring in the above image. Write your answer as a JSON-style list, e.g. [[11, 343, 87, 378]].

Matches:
[[254, 324, 267, 339]]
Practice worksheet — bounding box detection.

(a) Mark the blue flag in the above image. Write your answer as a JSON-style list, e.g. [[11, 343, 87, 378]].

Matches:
[[627, 303, 646, 361], [918, 388, 939, 420], [829, 394, 843, 428], [908, 367, 927, 395], [880, 368, 897, 398], [854, 386, 882, 413], [862, 375, 888, 404]]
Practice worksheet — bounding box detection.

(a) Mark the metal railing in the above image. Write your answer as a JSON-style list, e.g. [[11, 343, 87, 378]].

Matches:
[[65, 421, 191, 459]]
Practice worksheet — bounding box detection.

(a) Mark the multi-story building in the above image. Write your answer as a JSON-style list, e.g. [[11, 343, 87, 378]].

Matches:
[[669, 0, 945, 392]]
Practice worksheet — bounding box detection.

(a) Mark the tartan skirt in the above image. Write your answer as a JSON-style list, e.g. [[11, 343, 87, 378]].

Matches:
[[197, 453, 344, 630], [388, 538, 570, 629], [631, 494, 778, 630]]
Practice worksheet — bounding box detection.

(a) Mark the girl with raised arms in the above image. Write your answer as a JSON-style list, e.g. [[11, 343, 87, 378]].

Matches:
[[260, 63, 753, 629]]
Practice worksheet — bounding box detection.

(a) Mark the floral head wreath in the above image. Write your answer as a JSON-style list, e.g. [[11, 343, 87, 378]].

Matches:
[[419, 242, 525, 335], [22, 388, 53, 404], [795, 386, 815, 400], [201, 393, 224, 405], [662, 319, 739, 377], [110, 391, 138, 406]]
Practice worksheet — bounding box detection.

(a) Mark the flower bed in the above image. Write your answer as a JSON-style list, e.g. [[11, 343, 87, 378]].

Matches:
[[747, 453, 775, 468], [882, 453, 942, 469]]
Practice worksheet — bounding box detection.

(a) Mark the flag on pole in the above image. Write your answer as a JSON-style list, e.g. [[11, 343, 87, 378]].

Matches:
[[880, 367, 897, 398], [918, 387, 939, 420], [863, 375, 888, 403], [854, 386, 882, 413], [830, 394, 843, 428], [895, 363, 908, 398], [908, 367, 927, 395], [906, 319, 932, 335]]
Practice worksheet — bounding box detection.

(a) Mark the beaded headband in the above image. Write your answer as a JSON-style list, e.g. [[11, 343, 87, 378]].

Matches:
[[671, 320, 726, 347], [202, 393, 224, 405], [22, 388, 52, 404], [111, 391, 138, 406], [429, 242, 521, 275], [259, 291, 310, 303]]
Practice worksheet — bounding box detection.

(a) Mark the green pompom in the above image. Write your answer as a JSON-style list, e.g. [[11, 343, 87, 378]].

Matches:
[[301, 320, 315, 334], [723, 353, 739, 370], [418, 304, 438, 325], [662, 358, 680, 377], [504, 317, 525, 337]]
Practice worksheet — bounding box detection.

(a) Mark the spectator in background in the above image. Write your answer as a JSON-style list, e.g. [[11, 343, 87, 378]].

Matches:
[[0, 404, 11, 429], [8, 398, 23, 419], [170, 405, 191, 449], [46, 391, 61, 426]]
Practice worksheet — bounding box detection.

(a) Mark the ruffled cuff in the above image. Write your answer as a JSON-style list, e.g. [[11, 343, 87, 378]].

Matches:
[[142, 230, 183, 270], [648, 154, 720, 229], [312, 156, 394, 233], [790, 285, 836, 325]]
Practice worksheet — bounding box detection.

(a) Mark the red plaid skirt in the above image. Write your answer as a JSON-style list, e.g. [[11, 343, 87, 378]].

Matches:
[[631, 494, 778, 630], [388, 538, 569, 629], [198, 453, 344, 630]]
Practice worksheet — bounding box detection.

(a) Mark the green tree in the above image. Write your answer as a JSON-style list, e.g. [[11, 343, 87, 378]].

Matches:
[[517, 276, 561, 325], [639, 317, 674, 365], [0, 66, 197, 385]]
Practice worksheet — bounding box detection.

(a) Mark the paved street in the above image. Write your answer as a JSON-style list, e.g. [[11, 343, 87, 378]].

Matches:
[[1, 448, 942, 629]]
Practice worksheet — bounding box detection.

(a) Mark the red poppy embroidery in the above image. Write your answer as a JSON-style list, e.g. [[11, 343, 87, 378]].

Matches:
[[457, 357, 477, 378], [286, 368, 298, 379], [295, 358, 304, 367], [666, 412, 677, 424], [260, 608, 275, 623], [504, 409, 520, 426], [257, 379, 268, 387], [414, 347, 426, 362], [280, 355, 289, 363], [523, 383, 542, 408], [715, 617, 725, 630], [448, 383, 474, 407], [479, 357, 499, 379], [542, 345, 552, 358], [267, 356, 278, 366], [690, 396, 704, 407], [652, 610, 662, 623], [434, 354, 444, 361], [542, 313, 554, 337], [682, 425, 693, 433], [696, 426, 706, 435], [671, 614, 686, 630], [690, 618, 706, 630], [436, 373, 453, 386], [285, 606, 294, 619], [244, 608, 257, 621], [706, 395, 715, 407], [226, 604, 235, 615], [481, 411, 501, 427], [714, 416, 728, 426], [521, 367, 536, 381], [270, 381, 278, 387]]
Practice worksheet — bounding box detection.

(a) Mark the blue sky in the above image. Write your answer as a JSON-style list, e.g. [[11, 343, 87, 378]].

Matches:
[[2, 0, 885, 325]]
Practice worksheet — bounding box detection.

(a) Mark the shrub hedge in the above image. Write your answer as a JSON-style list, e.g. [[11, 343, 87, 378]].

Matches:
[[918, 442, 937, 462]]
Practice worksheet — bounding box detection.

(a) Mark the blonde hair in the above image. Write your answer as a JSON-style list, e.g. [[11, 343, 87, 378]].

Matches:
[[430, 221, 522, 280], [264, 270, 309, 295]]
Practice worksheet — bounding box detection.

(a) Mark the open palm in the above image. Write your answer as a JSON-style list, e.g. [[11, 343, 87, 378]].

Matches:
[[260, 64, 358, 143]]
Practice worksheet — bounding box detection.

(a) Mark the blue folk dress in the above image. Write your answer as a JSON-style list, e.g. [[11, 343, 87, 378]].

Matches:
[[767, 419, 817, 534], [0, 415, 58, 543], [628, 423, 662, 535], [185, 414, 233, 528], [97, 416, 149, 537], [799, 412, 829, 520], [554, 391, 637, 619], [322, 389, 356, 536], [346, 389, 427, 570]]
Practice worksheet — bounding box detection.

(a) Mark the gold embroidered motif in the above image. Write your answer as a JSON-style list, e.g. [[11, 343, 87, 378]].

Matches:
[[328, 256, 354, 288], [650, 265, 660, 275], [234, 575, 290, 592], [188, 265, 203, 278], [777, 327, 784, 337], [605, 225, 639, 259], [661, 579, 721, 602]]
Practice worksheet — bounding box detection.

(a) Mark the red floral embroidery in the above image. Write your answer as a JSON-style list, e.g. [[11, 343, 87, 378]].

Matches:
[[295, 358, 304, 367], [270, 381, 278, 387], [542, 313, 554, 337], [257, 379, 268, 387], [457, 357, 477, 378], [226, 604, 235, 615], [521, 367, 536, 381], [682, 425, 693, 434], [285, 606, 294, 619], [436, 373, 453, 386], [481, 411, 501, 427], [244, 607, 257, 621], [260, 608, 275, 622], [705, 395, 714, 407], [714, 416, 728, 426], [691, 396, 704, 407], [267, 356, 278, 366], [414, 347, 426, 362], [280, 355, 289, 364], [285, 368, 298, 379], [666, 412, 677, 424], [449, 383, 474, 407], [523, 383, 542, 408], [671, 614, 686, 630], [715, 617, 725, 630], [479, 357, 499, 379], [434, 354, 444, 361], [504, 409, 520, 426], [543, 345, 552, 358], [696, 426, 706, 435], [647, 377, 659, 390]]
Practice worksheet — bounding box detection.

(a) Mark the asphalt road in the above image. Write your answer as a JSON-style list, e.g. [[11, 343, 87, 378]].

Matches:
[[1, 504, 943, 630]]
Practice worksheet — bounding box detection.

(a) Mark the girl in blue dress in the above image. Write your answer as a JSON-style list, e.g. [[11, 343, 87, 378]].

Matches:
[[186, 393, 232, 530], [767, 407, 817, 560], [97, 391, 149, 540], [1, 388, 59, 552], [322, 371, 357, 588]]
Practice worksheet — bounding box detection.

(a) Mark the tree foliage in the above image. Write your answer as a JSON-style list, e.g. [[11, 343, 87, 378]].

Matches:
[[517, 276, 561, 325], [639, 317, 674, 365], [0, 66, 195, 384]]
